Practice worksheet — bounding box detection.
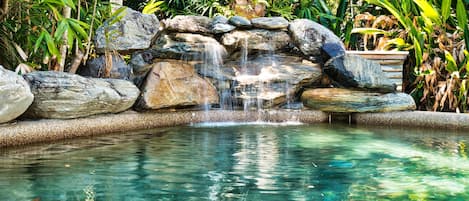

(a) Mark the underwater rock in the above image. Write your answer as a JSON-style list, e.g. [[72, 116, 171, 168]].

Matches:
[[228, 16, 252, 28], [163, 15, 212, 34], [0, 66, 34, 123], [221, 29, 291, 52], [301, 88, 416, 113], [324, 54, 396, 92], [135, 60, 219, 110], [288, 19, 345, 61], [151, 33, 226, 60], [78, 54, 131, 80], [251, 17, 289, 29], [23, 71, 139, 119], [95, 7, 159, 53]]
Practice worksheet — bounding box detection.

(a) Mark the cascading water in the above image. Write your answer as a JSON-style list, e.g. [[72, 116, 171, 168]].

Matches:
[[200, 42, 233, 111]]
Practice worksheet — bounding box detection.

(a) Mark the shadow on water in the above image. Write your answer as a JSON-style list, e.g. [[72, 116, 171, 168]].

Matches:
[[1, 123, 469, 200]]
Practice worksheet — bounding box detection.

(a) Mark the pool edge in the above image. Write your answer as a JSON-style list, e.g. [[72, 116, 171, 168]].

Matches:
[[0, 110, 328, 147]]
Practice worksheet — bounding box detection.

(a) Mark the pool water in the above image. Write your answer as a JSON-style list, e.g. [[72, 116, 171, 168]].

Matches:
[[1, 123, 469, 201]]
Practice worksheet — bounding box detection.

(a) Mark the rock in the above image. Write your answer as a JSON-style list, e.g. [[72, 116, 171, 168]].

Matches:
[[0, 66, 34, 123], [151, 33, 226, 60], [301, 88, 416, 113], [221, 29, 291, 52], [78, 54, 131, 80], [135, 60, 219, 110], [163, 15, 212, 34], [324, 54, 396, 92], [211, 23, 236, 34], [251, 17, 288, 29], [288, 19, 345, 61], [223, 54, 322, 108], [212, 15, 229, 24], [95, 7, 159, 53], [229, 16, 252, 28], [129, 50, 155, 86], [23, 71, 140, 119]]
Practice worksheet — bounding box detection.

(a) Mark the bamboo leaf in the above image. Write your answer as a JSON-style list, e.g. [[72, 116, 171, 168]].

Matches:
[[44, 31, 61, 60], [34, 31, 46, 53], [441, 0, 451, 22], [69, 20, 88, 40], [142, 0, 164, 14], [54, 19, 69, 41], [62, 0, 75, 9]]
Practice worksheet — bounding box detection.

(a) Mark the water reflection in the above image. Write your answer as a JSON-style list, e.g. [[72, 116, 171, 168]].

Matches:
[[0, 124, 469, 200]]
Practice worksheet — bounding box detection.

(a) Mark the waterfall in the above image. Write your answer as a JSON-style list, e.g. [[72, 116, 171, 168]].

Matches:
[[200, 42, 232, 111]]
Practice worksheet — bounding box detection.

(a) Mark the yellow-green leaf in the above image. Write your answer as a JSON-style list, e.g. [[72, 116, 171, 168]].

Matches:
[[445, 50, 458, 73], [351, 28, 390, 35], [413, 0, 440, 24]]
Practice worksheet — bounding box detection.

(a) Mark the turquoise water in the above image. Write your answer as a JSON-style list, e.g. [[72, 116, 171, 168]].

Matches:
[[1, 123, 469, 201]]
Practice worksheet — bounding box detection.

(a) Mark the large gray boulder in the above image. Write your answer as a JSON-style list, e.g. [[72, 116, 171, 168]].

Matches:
[[95, 7, 159, 52], [288, 19, 345, 61], [324, 54, 396, 92], [163, 15, 212, 34], [23, 71, 140, 119], [135, 60, 219, 110], [0, 66, 34, 123], [78, 54, 131, 80], [301, 88, 416, 113], [221, 29, 291, 53]]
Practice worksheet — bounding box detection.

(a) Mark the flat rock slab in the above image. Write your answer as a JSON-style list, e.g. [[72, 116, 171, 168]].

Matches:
[[135, 60, 219, 110], [0, 66, 34, 123], [221, 29, 291, 52], [163, 15, 212, 34], [301, 88, 416, 113], [151, 33, 226, 60], [251, 17, 288, 29], [95, 7, 159, 53], [23, 71, 140, 119], [229, 16, 252, 28]]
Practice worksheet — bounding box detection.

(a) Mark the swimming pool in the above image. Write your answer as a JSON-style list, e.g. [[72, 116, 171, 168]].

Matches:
[[0, 123, 467, 200]]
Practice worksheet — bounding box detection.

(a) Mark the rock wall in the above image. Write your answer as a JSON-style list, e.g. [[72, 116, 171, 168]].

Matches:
[[0, 8, 416, 123]]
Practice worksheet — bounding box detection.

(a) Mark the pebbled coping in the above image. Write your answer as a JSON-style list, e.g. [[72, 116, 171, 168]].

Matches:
[[0, 110, 328, 147], [1, 110, 468, 148], [353, 111, 469, 130]]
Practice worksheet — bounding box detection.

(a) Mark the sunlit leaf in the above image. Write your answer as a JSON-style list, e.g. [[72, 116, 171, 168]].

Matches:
[[445, 50, 458, 73], [351, 28, 390, 35], [413, 0, 440, 24]]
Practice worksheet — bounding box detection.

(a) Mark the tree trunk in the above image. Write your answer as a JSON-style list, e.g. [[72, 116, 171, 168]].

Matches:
[[56, 6, 71, 72]]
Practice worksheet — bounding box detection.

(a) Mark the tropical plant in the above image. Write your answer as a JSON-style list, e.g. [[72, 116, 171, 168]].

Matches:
[[364, 0, 469, 112], [0, 0, 116, 73]]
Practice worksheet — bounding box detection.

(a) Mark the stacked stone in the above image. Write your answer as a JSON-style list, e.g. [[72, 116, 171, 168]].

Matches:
[[0, 7, 416, 123]]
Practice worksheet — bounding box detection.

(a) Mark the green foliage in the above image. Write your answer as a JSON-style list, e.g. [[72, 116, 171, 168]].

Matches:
[[365, 0, 469, 112], [0, 0, 112, 71]]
